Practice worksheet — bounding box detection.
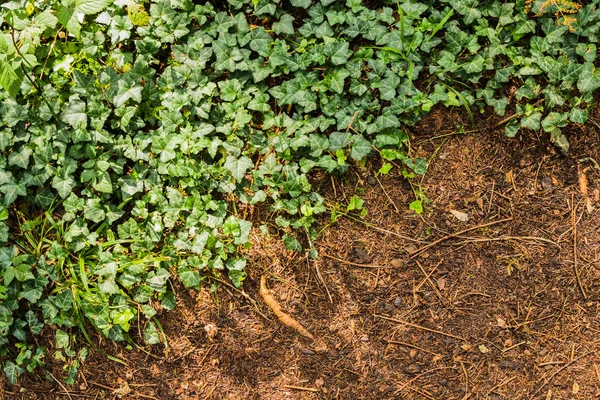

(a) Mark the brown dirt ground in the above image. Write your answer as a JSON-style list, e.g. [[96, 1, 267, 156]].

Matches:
[[2, 109, 600, 400]]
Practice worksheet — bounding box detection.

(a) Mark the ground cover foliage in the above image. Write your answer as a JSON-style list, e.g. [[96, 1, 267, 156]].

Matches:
[[1, 0, 599, 384]]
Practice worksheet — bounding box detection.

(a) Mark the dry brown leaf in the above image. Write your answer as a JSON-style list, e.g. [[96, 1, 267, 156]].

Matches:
[[113, 381, 131, 398], [476, 197, 484, 209], [450, 209, 469, 222], [497, 317, 507, 329], [437, 277, 446, 291]]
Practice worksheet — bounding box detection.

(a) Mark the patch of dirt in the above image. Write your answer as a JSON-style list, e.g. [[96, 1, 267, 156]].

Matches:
[[4, 108, 600, 399]]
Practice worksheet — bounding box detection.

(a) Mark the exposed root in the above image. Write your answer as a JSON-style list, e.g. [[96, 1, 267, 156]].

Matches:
[[259, 275, 315, 340]]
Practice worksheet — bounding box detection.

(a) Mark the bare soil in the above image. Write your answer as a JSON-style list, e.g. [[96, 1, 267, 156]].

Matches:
[[3, 109, 600, 400]]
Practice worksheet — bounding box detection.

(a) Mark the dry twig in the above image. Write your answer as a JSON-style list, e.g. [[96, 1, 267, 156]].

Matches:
[[375, 314, 465, 341], [571, 195, 587, 299], [408, 218, 513, 259]]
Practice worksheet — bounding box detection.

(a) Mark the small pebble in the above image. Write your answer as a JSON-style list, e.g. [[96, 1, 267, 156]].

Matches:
[[394, 297, 402, 307], [367, 176, 377, 185], [439, 378, 448, 386], [518, 158, 528, 169], [390, 259, 403, 268], [541, 176, 553, 191]]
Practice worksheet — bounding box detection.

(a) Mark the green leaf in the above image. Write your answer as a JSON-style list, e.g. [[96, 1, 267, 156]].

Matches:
[[570, 108, 589, 124], [62, 98, 87, 128], [1, 181, 26, 206], [577, 62, 600, 93], [4, 361, 23, 384], [283, 234, 302, 251], [273, 14, 295, 35], [329, 131, 351, 151], [347, 195, 364, 211], [409, 200, 423, 214], [376, 113, 400, 130], [113, 309, 134, 332], [350, 135, 372, 160], [0, 61, 22, 98], [144, 322, 161, 345], [52, 176, 76, 199], [179, 268, 201, 288], [324, 41, 351, 66], [75, 0, 110, 14], [55, 329, 70, 349], [224, 156, 253, 182], [57, 5, 81, 38], [505, 121, 519, 138], [290, 0, 311, 8], [520, 112, 541, 131]]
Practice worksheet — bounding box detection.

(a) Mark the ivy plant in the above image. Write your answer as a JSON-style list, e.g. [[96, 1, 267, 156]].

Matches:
[[1, 0, 600, 384]]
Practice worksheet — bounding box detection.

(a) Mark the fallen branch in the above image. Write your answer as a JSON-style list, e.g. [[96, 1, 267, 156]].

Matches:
[[259, 275, 314, 340]]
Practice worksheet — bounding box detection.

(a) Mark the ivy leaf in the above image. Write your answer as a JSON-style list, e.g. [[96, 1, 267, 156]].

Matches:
[[55, 329, 70, 349], [570, 108, 589, 124], [52, 176, 76, 199], [224, 156, 253, 182], [62, 98, 87, 128], [0, 61, 23, 98], [75, 0, 110, 14], [273, 14, 295, 35], [3, 361, 23, 384], [113, 80, 143, 108], [350, 134, 372, 160], [520, 112, 541, 131], [329, 131, 351, 151], [376, 113, 401, 130], [56, 5, 81, 38], [1, 181, 27, 206], [324, 41, 351, 66], [577, 62, 600, 93], [144, 322, 161, 345], [179, 268, 201, 288]]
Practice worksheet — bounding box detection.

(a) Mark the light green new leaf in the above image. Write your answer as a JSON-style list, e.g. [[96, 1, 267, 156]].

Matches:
[[0, 61, 22, 98], [55, 329, 70, 349], [75, 0, 110, 15]]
